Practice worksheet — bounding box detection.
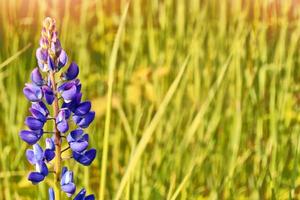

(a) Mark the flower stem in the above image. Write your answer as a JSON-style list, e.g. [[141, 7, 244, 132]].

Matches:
[[49, 71, 61, 200]]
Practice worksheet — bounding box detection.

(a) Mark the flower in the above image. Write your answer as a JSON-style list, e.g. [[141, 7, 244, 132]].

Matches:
[[73, 148, 96, 166], [19, 129, 43, 145], [74, 188, 95, 200], [60, 167, 76, 197], [26, 144, 50, 184], [20, 17, 96, 198], [23, 83, 43, 102], [56, 109, 70, 133], [67, 129, 89, 152]]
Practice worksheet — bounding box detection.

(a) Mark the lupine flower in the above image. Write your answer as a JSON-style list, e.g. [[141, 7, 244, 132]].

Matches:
[[74, 188, 95, 200], [23, 83, 43, 102], [73, 148, 96, 166], [20, 17, 96, 199], [67, 129, 89, 152], [60, 167, 76, 197]]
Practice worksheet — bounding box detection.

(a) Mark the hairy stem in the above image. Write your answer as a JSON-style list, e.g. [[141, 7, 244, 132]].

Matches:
[[49, 71, 61, 200]]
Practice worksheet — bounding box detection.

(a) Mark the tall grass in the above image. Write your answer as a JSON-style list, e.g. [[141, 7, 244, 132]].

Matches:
[[0, 0, 300, 199]]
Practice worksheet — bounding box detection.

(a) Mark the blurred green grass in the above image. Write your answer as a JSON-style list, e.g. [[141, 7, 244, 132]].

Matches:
[[1, 0, 300, 199]]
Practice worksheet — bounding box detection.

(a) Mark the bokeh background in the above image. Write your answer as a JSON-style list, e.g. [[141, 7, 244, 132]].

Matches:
[[1, 0, 300, 199]]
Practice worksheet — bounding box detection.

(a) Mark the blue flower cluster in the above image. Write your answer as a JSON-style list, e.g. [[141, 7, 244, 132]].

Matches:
[[19, 17, 96, 199]]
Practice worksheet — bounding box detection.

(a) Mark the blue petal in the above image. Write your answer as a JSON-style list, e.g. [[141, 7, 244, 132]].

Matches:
[[57, 120, 69, 133], [28, 172, 45, 184], [44, 149, 55, 162], [49, 187, 55, 200], [23, 83, 43, 102], [33, 143, 44, 161], [31, 68, 44, 86], [70, 140, 88, 153], [78, 112, 95, 128], [25, 116, 44, 130], [42, 85, 55, 105], [46, 138, 55, 150], [63, 62, 79, 80], [36, 47, 48, 62], [19, 130, 43, 145], [85, 195, 95, 200], [26, 149, 36, 165], [73, 148, 96, 166], [58, 50, 68, 69], [48, 56, 55, 71], [61, 182, 76, 197], [67, 129, 84, 142], [74, 101, 91, 116], [31, 101, 49, 116], [73, 188, 86, 200], [30, 108, 47, 123], [36, 161, 48, 176]]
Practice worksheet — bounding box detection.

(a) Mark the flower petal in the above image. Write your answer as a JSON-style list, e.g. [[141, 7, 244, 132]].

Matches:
[[49, 187, 55, 200], [42, 85, 55, 105], [74, 188, 86, 200], [58, 50, 68, 69], [23, 83, 43, 102], [74, 101, 91, 116], [30, 108, 47, 123], [25, 116, 44, 130], [61, 182, 76, 197], [31, 68, 44, 86], [19, 130, 43, 145], [28, 172, 45, 184], [73, 148, 96, 166], [26, 149, 36, 165], [63, 62, 79, 80], [78, 111, 95, 128]]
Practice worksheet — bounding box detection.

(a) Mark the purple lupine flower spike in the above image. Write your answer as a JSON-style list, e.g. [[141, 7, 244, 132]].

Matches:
[[20, 17, 96, 198]]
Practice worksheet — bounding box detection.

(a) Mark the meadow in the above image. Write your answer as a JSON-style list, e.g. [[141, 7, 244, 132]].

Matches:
[[0, 0, 300, 199]]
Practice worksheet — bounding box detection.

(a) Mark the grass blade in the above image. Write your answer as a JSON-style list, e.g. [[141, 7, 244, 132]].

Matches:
[[114, 56, 189, 200], [98, 2, 130, 200]]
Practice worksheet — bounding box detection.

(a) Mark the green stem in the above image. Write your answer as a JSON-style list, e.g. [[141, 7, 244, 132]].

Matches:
[[50, 71, 61, 200]]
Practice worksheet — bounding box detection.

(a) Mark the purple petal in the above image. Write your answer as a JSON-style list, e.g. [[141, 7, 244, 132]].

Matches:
[[19, 130, 43, 145], [73, 148, 96, 166], [46, 138, 55, 150], [30, 108, 47, 123], [78, 111, 95, 128], [49, 188, 55, 200], [36, 161, 48, 176], [74, 101, 91, 116], [61, 183, 76, 197], [28, 172, 45, 184], [36, 47, 48, 62], [44, 149, 55, 162], [48, 56, 55, 71], [31, 102, 49, 116], [42, 85, 55, 105], [26, 149, 36, 165], [70, 141, 88, 153], [74, 188, 86, 200], [33, 143, 44, 161], [25, 116, 44, 130], [85, 195, 95, 200], [57, 120, 69, 133], [58, 50, 68, 69], [63, 62, 79, 80], [23, 84, 43, 102], [30, 68, 44, 86]]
